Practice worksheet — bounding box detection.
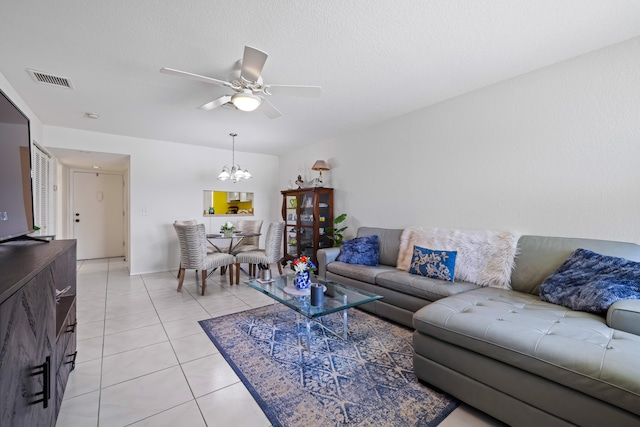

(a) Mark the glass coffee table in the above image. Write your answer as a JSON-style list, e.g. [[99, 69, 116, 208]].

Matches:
[[245, 273, 382, 348]]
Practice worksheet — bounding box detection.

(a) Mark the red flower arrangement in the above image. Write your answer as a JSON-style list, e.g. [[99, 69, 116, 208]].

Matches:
[[292, 255, 316, 274]]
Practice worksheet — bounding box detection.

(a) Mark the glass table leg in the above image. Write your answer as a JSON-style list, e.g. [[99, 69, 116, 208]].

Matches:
[[343, 308, 348, 339], [343, 294, 348, 339]]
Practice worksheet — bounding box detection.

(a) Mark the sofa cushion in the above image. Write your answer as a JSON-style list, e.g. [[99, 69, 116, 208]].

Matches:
[[337, 235, 379, 266], [510, 235, 640, 296], [327, 261, 396, 285], [356, 227, 403, 267], [413, 287, 640, 416], [376, 270, 478, 301], [539, 248, 640, 314], [398, 227, 519, 289], [409, 246, 456, 282]]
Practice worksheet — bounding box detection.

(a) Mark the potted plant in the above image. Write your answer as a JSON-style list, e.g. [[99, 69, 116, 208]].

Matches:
[[220, 221, 235, 238], [326, 213, 347, 247]]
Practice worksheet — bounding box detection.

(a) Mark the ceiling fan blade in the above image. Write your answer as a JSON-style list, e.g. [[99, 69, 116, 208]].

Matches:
[[198, 95, 232, 111], [260, 97, 282, 119], [160, 67, 232, 88], [240, 46, 268, 83], [265, 85, 322, 98]]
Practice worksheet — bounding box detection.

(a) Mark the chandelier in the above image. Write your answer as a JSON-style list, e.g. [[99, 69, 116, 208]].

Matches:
[[217, 133, 252, 182]]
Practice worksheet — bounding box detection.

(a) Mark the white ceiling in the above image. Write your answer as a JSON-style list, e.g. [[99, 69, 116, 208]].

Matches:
[[2, 1, 640, 157], [45, 147, 130, 172]]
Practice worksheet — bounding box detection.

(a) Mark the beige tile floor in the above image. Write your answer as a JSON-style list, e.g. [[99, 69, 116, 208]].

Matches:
[[56, 257, 503, 427]]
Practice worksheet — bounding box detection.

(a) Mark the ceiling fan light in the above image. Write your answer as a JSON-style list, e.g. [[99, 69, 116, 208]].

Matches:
[[231, 91, 261, 111]]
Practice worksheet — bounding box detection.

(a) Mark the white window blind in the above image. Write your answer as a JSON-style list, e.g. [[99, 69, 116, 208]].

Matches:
[[31, 143, 50, 233]]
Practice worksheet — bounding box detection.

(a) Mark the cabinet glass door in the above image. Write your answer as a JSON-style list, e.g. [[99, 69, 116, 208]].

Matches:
[[299, 192, 315, 257], [318, 192, 332, 250], [299, 193, 314, 226], [285, 195, 298, 258], [286, 226, 299, 258]]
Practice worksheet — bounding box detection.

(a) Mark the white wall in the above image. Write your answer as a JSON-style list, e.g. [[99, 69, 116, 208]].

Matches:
[[43, 127, 281, 274], [280, 37, 640, 244]]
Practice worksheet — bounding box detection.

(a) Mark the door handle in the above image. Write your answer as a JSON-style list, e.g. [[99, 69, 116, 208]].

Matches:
[[75, 213, 80, 216], [33, 356, 51, 408], [75, 219, 80, 223], [66, 351, 78, 370]]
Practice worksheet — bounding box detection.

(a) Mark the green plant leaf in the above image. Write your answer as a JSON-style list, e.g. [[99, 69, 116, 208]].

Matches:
[[326, 213, 348, 247], [333, 213, 347, 224]]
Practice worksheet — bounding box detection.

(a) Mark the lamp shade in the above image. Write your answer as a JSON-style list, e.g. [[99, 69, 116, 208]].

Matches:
[[311, 160, 330, 171], [218, 171, 230, 180], [311, 160, 330, 186]]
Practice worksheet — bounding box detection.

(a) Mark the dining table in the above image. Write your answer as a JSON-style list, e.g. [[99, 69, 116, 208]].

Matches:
[[206, 231, 261, 254], [206, 231, 261, 276]]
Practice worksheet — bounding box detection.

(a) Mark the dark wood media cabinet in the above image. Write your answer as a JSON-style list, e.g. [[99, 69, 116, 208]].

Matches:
[[0, 240, 77, 427]]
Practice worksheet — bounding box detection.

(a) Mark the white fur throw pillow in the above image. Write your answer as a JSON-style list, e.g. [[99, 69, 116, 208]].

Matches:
[[397, 227, 520, 289]]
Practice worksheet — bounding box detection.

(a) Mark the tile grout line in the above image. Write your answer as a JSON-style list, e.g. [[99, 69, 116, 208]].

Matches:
[[142, 270, 210, 426], [95, 257, 119, 427]]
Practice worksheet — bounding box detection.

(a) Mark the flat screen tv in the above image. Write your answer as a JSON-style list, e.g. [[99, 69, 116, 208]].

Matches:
[[0, 89, 35, 243]]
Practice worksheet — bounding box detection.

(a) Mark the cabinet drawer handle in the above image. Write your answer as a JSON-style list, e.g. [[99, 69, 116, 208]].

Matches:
[[32, 356, 51, 408], [65, 351, 78, 370], [66, 322, 77, 333]]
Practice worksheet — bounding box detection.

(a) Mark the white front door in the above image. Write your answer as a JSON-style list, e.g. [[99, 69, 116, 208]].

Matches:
[[72, 171, 124, 260]]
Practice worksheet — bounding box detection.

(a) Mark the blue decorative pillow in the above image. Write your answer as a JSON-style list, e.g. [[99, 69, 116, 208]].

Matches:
[[337, 235, 380, 266], [409, 246, 457, 282], [539, 248, 640, 314]]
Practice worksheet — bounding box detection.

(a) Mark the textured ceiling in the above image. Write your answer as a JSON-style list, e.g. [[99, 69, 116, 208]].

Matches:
[[1, 0, 640, 156]]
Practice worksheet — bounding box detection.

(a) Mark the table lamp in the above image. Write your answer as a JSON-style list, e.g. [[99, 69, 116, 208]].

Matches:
[[311, 160, 330, 185]]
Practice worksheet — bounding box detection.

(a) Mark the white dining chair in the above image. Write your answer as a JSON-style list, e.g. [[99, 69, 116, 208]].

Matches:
[[174, 223, 237, 294], [235, 221, 285, 283]]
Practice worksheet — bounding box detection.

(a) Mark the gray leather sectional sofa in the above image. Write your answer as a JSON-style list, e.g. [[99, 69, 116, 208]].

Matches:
[[317, 227, 640, 427]]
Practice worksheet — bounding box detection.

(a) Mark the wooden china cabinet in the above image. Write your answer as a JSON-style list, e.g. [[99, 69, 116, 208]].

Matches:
[[281, 188, 333, 267]]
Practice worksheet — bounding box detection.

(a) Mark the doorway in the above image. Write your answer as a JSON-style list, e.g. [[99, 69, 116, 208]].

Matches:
[[71, 171, 125, 260]]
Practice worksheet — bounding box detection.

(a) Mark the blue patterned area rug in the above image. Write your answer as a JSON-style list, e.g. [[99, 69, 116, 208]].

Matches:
[[199, 306, 458, 426]]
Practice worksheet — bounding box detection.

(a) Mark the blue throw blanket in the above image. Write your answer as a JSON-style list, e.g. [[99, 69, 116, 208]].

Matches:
[[539, 248, 640, 314]]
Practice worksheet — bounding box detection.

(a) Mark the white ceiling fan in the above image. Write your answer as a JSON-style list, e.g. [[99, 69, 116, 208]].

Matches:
[[160, 46, 321, 119]]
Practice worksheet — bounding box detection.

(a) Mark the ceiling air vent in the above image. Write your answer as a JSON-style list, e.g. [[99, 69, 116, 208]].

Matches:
[[27, 69, 74, 89]]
